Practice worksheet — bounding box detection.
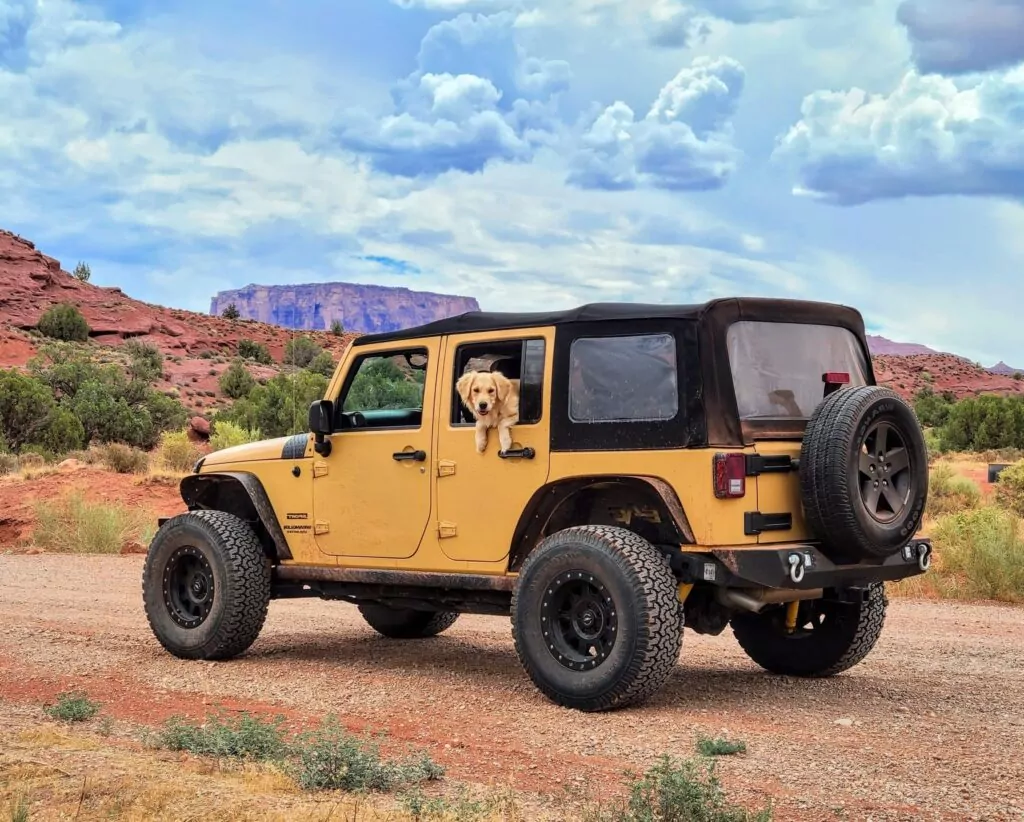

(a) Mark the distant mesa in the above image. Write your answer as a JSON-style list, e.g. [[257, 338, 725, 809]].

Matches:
[[210, 283, 481, 334], [865, 335, 941, 357], [989, 361, 1024, 376]]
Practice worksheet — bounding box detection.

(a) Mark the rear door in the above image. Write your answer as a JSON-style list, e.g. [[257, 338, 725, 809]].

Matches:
[[725, 320, 871, 544]]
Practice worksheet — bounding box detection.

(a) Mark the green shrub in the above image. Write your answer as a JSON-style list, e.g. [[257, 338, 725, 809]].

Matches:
[[923, 428, 944, 460], [218, 371, 328, 439], [293, 719, 444, 793], [696, 736, 748, 757], [70, 380, 150, 446], [210, 421, 262, 452], [219, 360, 256, 400], [158, 713, 288, 761], [914, 388, 956, 428], [72, 261, 91, 282], [330, 319, 344, 336], [98, 443, 149, 474], [155, 430, 202, 474], [939, 394, 1024, 452], [0, 369, 86, 453], [45, 691, 99, 722], [926, 464, 982, 517], [931, 507, 1024, 602], [221, 303, 241, 320], [994, 460, 1024, 517], [237, 339, 273, 365], [284, 336, 322, 369], [590, 755, 771, 822], [33, 491, 151, 554], [123, 340, 164, 383], [37, 303, 90, 342], [306, 350, 336, 378]]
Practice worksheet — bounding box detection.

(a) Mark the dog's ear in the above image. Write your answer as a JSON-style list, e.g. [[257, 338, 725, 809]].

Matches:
[[493, 372, 512, 404], [456, 371, 476, 408]]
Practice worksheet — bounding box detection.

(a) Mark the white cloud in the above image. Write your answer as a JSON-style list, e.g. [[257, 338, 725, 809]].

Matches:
[[774, 67, 1024, 204], [898, 0, 1024, 76], [568, 56, 745, 191]]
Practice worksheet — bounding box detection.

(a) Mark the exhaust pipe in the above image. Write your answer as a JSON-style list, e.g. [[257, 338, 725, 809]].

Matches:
[[715, 587, 824, 614]]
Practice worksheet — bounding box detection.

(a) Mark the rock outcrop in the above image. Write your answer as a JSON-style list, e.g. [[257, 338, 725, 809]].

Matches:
[[209, 283, 480, 333]]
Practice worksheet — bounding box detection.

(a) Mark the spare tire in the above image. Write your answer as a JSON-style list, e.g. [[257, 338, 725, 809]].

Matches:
[[800, 386, 928, 561]]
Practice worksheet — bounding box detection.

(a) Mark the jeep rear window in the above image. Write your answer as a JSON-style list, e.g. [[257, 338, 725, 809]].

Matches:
[[569, 333, 678, 423], [726, 321, 868, 420]]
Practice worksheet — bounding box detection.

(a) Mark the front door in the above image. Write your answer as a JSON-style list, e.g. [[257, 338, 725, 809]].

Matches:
[[434, 329, 552, 563], [313, 341, 439, 559]]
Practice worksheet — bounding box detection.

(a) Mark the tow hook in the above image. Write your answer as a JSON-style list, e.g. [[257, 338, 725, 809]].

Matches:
[[787, 552, 806, 584], [917, 542, 932, 572]]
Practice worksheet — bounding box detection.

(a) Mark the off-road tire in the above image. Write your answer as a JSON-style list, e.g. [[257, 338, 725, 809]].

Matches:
[[731, 583, 887, 677], [800, 385, 928, 561], [511, 525, 683, 712], [142, 510, 271, 660], [358, 604, 459, 639]]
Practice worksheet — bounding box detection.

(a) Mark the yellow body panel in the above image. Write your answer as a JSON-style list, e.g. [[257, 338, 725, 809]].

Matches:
[[202, 437, 297, 467], [752, 440, 809, 543], [548, 449, 757, 547], [431, 327, 553, 563]]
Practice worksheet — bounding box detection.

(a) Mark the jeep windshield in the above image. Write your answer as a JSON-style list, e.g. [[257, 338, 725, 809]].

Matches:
[[726, 320, 869, 420]]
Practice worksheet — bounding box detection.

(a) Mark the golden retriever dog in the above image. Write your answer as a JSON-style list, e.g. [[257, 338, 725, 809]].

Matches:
[[456, 369, 520, 454]]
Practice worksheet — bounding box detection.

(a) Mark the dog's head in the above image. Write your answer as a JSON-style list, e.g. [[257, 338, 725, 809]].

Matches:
[[456, 370, 513, 418]]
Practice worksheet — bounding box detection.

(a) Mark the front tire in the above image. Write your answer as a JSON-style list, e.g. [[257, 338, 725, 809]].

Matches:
[[511, 525, 683, 712], [358, 604, 459, 639], [142, 511, 271, 660], [731, 583, 887, 677]]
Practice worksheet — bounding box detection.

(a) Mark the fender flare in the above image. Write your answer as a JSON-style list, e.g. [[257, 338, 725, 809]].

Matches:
[[180, 472, 292, 561]]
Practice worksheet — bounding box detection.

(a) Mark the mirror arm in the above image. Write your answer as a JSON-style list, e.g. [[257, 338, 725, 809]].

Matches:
[[313, 433, 332, 457]]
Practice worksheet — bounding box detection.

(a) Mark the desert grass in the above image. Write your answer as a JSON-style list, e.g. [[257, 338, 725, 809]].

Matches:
[[32, 490, 154, 554]]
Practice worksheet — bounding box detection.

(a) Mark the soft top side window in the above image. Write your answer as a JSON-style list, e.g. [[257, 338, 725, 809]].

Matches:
[[568, 333, 678, 423], [451, 338, 546, 425], [335, 348, 429, 430]]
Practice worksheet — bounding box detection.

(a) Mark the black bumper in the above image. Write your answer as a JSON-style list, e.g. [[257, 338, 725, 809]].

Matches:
[[678, 538, 932, 590]]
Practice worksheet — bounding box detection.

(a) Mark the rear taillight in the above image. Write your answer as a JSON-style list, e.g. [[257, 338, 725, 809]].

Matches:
[[713, 453, 746, 499], [822, 372, 850, 385]]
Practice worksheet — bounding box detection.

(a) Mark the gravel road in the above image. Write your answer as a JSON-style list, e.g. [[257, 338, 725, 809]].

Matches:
[[1, 555, 1021, 821]]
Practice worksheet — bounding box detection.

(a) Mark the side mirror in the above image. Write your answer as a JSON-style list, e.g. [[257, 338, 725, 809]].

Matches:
[[308, 400, 334, 457]]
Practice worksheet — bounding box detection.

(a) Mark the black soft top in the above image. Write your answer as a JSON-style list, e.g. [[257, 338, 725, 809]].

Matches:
[[352, 297, 867, 347]]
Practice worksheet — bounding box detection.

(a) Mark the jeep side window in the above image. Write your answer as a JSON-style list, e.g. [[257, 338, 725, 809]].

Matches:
[[451, 338, 545, 426], [569, 334, 678, 423], [337, 349, 428, 430]]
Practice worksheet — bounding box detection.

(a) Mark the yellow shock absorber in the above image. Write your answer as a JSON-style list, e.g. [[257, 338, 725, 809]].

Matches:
[[677, 583, 694, 604], [785, 600, 800, 633]]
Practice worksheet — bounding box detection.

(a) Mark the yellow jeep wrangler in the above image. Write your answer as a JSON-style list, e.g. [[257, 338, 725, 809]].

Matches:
[[143, 298, 932, 712]]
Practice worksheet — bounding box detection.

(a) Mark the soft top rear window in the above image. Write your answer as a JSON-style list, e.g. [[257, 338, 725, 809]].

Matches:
[[726, 321, 868, 420]]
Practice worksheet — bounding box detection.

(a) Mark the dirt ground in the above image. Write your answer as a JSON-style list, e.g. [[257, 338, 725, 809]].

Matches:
[[1, 556, 1022, 821]]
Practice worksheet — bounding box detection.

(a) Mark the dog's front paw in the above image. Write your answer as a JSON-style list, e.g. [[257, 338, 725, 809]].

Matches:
[[475, 434, 487, 453]]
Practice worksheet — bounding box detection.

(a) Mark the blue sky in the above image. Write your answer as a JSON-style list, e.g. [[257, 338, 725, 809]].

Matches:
[[1, 0, 1023, 364]]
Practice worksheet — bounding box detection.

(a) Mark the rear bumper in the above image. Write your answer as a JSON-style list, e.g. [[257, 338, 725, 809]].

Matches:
[[678, 539, 932, 590]]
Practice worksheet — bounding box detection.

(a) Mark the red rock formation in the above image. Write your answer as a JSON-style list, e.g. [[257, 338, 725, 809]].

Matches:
[[210, 282, 480, 333], [866, 334, 941, 356]]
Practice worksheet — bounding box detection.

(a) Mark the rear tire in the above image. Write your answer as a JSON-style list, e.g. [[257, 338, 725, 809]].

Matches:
[[511, 525, 683, 712], [731, 583, 887, 677], [142, 511, 271, 661], [358, 604, 459, 639]]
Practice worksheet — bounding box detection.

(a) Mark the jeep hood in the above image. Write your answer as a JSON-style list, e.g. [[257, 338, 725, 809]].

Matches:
[[201, 435, 304, 467]]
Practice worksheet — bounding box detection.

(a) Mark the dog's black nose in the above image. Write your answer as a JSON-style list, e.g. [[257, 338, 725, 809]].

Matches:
[[478, 403, 488, 411]]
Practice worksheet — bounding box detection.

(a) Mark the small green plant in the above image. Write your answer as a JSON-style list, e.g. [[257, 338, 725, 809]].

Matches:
[[155, 430, 202, 474], [330, 319, 345, 336], [44, 691, 99, 723], [97, 443, 149, 474], [588, 755, 771, 822], [238, 339, 273, 365], [219, 360, 256, 400], [158, 713, 289, 761], [34, 491, 151, 554], [37, 303, 90, 343], [7, 794, 29, 822], [696, 736, 748, 757], [994, 460, 1024, 517], [210, 421, 262, 452], [221, 303, 241, 320], [72, 261, 91, 282], [926, 464, 982, 517], [123, 340, 164, 383], [293, 719, 444, 793], [284, 336, 322, 369]]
